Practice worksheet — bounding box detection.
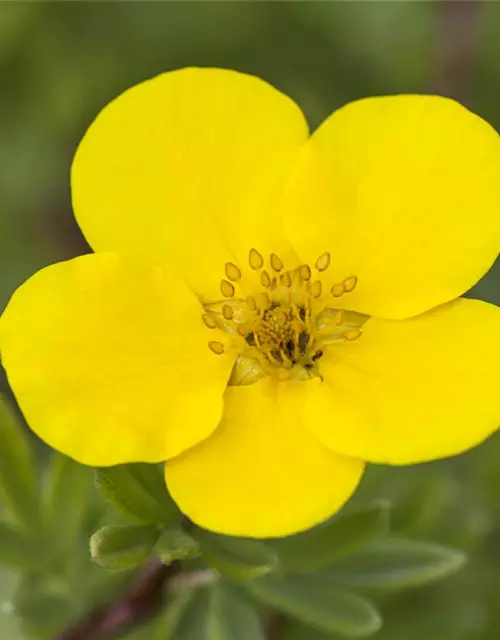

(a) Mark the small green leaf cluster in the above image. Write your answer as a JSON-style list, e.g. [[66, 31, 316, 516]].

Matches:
[[92, 463, 466, 640], [0, 396, 132, 638]]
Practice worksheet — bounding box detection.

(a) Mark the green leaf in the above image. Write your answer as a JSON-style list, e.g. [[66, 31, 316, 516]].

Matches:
[[0, 569, 23, 640], [152, 589, 195, 640], [172, 584, 264, 640], [247, 574, 382, 638], [95, 463, 180, 524], [325, 537, 466, 590], [191, 527, 278, 581], [14, 573, 76, 638], [267, 502, 389, 572], [0, 395, 39, 530], [90, 524, 159, 570], [44, 452, 94, 556], [155, 527, 200, 564], [0, 522, 40, 571], [208, 583, 265, 640]]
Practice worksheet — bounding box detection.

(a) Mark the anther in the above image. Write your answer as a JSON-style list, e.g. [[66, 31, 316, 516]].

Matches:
[[310, 280, 322, 298], [222, 304, 234, 320], [220, 279, 235, 298], [270, 253, 284, 272], [202, 313, 217, 329], [245, 332, 256, 346], [283, 271, 292, 287], [249, 248, 264, 270], [315, 252, 331, 272], [331, 283, 344, 298], [260, 270, 272, 288], [343, 276, 357, 293], [299, 264, 311, 281], [335, 310, 345, 326], [345, 330, 362, 341], [255, 291, 270, 308], [246, 295, 257, 311], [225, 262, 242, 281], [208, 341, 225, 354]]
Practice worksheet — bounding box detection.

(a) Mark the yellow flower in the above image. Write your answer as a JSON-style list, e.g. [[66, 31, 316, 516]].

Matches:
[[1, 68, 500, 538]]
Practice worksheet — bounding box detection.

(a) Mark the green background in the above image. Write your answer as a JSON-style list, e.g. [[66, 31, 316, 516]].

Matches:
[[1, 2, 500, 639]]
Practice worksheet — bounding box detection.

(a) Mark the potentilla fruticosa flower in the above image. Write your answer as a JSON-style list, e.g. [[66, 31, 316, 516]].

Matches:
[[1, 69, 500, 538]]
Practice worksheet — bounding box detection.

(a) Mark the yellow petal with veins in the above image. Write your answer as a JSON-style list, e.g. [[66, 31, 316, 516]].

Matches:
[[72, 68, 308, 300], [305, 298, 500, 464], [283, 95, 500, 319], [166, 378, 364, 538], [0, 254, 235, 465]]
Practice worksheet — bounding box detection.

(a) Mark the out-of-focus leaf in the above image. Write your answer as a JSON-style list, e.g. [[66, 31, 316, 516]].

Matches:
[[152, 589, 195, 640], [284, 621, 342, 640], [90, 524, 159, 570], [172, 584, 264, 640], [171, 588, 212, 640], [155, 527, 200, 565], [44, 452, 94, 555], [0, 396, 39, 531], [0, 569, 23, 640], [15, 574, 76, 639], [247, 574, 382, 638], [325, 538, 466, 590], [191, 527, 278, 581], [95, 463, 180, 524], [290, 2, 432, 91], [0, 522, 40, 570], [209, 583, 265, 640], [267, 502, 389, 572]]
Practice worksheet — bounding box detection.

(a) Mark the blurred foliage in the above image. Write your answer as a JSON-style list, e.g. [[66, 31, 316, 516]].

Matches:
[[0, 398, 471, 640], [1, 2, 500, 639]]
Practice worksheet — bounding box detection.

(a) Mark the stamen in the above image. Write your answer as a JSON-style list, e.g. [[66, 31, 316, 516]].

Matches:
[[255, 291, 270, 308], [225, 262, 242, 281], [208, 341, 225, 354], [298, 331, 309, 353], [260, 270, 272, 288], [245, 332, 256, 346], [246, 295, 257, 311], [331, 283, 344, 298], [315, 252, 331, 272], [280, 348, 294, 368], [270, 253, 284, 272], [249, 248, 264, 270], [292, 304, 305, 326], [202, 313, 217, 329], [299, 264, 311, 281], [222, 304, 234, 320], [310, 280, 322, 298], [208, 252, 363, 381], [343, 276, 358, 293], [237, 324, 247, 336], [220, 279, 235, 298], [345, 330, 362, 341]]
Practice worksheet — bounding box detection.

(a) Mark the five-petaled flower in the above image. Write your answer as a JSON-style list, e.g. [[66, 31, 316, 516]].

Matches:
[[1, 68, 500, 538]]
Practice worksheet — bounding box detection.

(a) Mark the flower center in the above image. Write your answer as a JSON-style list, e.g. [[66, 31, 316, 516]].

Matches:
[[202, 249, 365, 385]]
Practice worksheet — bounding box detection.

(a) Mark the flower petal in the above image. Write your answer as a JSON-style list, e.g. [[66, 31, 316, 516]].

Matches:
[[72, 68, 309, 300], [0, 254, 235, 466], [166, 378, 364, 538], [306, 299, 500, 465], [283, 95, 500, 319]]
